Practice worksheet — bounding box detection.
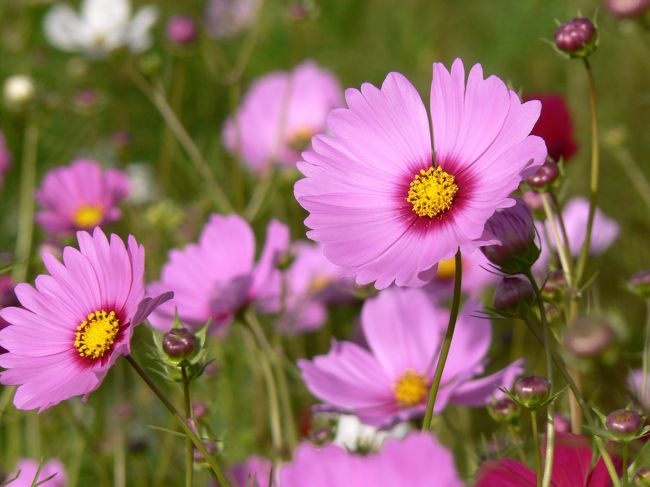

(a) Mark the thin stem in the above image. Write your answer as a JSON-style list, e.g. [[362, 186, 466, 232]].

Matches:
[[593, 436, 622, 487], [524, 270, 555, 487], [125, 356, 231, 487], [574, 58, 600, 285], [607, 145, 650, 212], [622, 443, 629, 485], [548, 192, 574, 276], [507, 424, 527, 463], [422, 249, 462, 431], [540, 193, 574, 289], [13, 118, 39, 283], [531, 409, 542, 487], [129, 70, 233, 213], [643, 299, 650, 400], [181, 367, 194, 487], [243, 168, 276, 222]]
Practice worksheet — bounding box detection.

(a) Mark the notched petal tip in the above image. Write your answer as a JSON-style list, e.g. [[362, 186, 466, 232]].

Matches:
[[132, 291, 174, 327]]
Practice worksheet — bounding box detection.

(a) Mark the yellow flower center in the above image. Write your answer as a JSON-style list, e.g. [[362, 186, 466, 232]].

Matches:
[[286, 127, 314, 153], [406, 166, 458, 218], [74, 310, 119, 359], [73, 204, 104, 229], [308, 275, 331, 294], [436, 257, 456, 280], [394, 369, 429, 407]]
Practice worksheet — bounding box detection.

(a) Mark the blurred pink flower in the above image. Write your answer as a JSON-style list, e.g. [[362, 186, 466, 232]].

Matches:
[[280, 242, 353, 334], [0, 131, 11, 189], [205, 0, 260, 39], [629, 368, 650, 409], [299, 287, 523, 427], [294, 59, 546, 289], [167, 15, 196, 44], [231, 456, 273, 487], [9, 458, 66, 487], [524, 94, 578, 162], [0, 228, 170, 411], [281, 432, 462, 486], [605, 0, 650, 17], [476, 433, 621, 487], [534, 197, 619, 273], [223, 61, 342, 172], [424, 249, 498, 300], [149, 215, 289, 332], [35, 159, 131, 236]]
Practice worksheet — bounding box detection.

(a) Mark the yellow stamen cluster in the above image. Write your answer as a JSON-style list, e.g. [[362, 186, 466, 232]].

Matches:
[[406, 166, 458, 218], [436, 257, 457, 280], [394, 369, 429, 407], [74, 310, 119, 359], [73, 204, 104, 229], [286, 127, 314, 153]]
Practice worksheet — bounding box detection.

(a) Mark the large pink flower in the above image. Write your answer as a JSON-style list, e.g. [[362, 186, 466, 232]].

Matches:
[[294, 58, 546, 289], [8, 458, 66, 487], [36, 159, 131, 235], [281, 432, 462, 487], [299, 287, 523, 427], [0, 228, 170, 411], [148, 214, 289, 332], [223, 61, 342, 172]]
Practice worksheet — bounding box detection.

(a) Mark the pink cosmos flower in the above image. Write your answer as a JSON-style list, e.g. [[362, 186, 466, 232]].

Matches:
[[476, 433, 621, 487], [35, 159, 131, 236], [424, 249, 498, 300], [8, 458, 66, 487], [294, 58, 546, 289], [0, 131, 12, 189], [148, 214, 289, 332], [0, 275, 18, 355], [524, 94, 578, 162], [605, 0, 650, 18], [223, 61, 342, 172], [299, 287, 523, 427], [0, 227, 171, 411], [281, 432, 462, 487], [205, 0, 260, 39], [280, 242, 352, 334], [534, 197, 620, 273], [230, 455, 273, 487]]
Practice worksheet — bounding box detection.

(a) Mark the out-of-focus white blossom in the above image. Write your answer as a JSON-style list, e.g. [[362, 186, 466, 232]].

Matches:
[[3, 75, 35, 107], [43, 0, 158, 58], [333, 414, 411, 452], [126, 162, 157, 205]]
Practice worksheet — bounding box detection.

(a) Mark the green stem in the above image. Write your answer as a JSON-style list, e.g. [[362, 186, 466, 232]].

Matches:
[[643, 299, 650, 400], [524, 270, 555, 487], [574, 58, 600, 285], [507, 424, 527, 463], [622, 443, 629, 485], [125, 356, 231, 487], [531, 409, 542, 487], [540, 193, 574, 289], [13, 118, 39, 283], [181, 367, 194, 487], [422, 249, 462, 431]]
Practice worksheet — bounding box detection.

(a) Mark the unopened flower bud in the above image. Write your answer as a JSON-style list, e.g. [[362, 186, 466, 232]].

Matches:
[[480, 199, 540, 275], [554, 414, 571, 433], [167, 15, 197, 45], [513, 376, 551, 409], [526, 161, 559, 189], [493, 277, 533, 314], [634, 467, 650, 487], [3, 74, 35, 107], [193, 440, 217, 463], [488, 398, 520, 423], [629, 269, 650, 299], [554, 18, 598, 58], [523, 191, 543, 212], [564, 317, 615, 358], [606, 409, 644, 438], [162, 328, 196, 359], [193, 401, 208, 420]]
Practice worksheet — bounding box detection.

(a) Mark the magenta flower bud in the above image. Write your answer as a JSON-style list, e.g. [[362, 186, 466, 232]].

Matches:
[[193, 440, 217, 463], [162, 328, 196, 359], [606, 409, 644, 438], [634, 467, 650, 487], [564, 317, 615, 358], [493, 277, 533, 314], [526, 160, 559, 189], [554, 414, 571, 433], [629, 269, 650, 298], [193, 401, 208, 420], [488, 397, 520, 423], [554, 18, 598, 58], [167, 15, 197, 45], [480, 198, 540, 275], [606, 0, 650, 18], [513, 375, 551, 409], [523, 191, 543, 211]]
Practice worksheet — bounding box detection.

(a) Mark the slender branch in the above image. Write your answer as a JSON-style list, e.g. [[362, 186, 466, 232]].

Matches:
[[540, 193, 574, 289], [422, 249, 462, 431], [125, 356, 231, 487], [181, 367, 194, 487], [531, 409, 542, 487]]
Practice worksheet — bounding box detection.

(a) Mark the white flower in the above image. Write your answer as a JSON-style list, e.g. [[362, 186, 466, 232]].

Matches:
[[125, 162, 157, 205], [333, 415, 410, 452], [3, 75, 35, 106], [43, 0, 158, 58]]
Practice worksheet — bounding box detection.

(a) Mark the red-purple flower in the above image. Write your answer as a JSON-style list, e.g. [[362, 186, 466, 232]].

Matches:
[[476, 433, 621, 487], [524, 94, 578, 162], [35, 159, 130, 235]]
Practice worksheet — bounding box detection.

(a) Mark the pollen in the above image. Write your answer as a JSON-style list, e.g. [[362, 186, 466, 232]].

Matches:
[[406, 166, 458, 218], [394, 369, 429, 407], [73, 204, 104, 229], [74, 310, 120, 359]]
